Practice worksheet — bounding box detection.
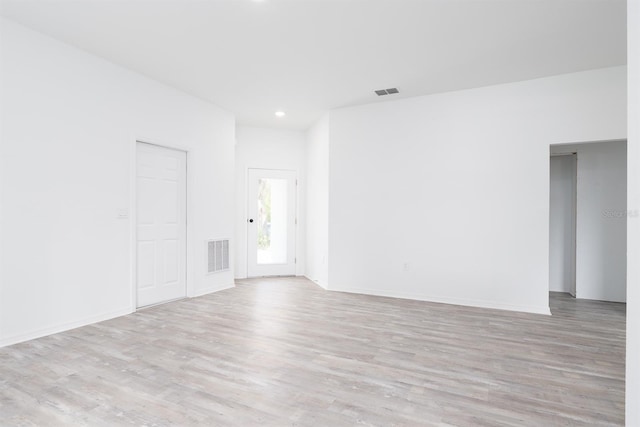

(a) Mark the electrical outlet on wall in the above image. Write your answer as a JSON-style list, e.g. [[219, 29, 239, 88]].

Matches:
[[403, 262, 410, 272]]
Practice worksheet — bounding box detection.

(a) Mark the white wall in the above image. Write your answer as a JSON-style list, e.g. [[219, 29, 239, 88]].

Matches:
[[235, 126, 306, 278], [0, 19, 235, 347], [553, 141, 627, 302], [328, 67, 626, 315], [305, 115, 330, 289], [627, 0, 640, 424], [549, 155, 576, 294], [0, 18, 5, 345]]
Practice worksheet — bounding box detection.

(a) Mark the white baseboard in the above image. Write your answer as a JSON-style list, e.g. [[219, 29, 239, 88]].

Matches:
[[332, 286, 551, 315], [192, 282, 235, 298], [0, 307, 133, 349], [1, 282, 237, 348], [304, 275, 329, 290]]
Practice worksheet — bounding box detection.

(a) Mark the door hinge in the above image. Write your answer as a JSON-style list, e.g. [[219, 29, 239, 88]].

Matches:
[[295, 257, 297, 263]]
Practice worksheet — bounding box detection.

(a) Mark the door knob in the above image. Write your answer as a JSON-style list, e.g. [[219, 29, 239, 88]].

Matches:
[[248, 219, 254, 223]]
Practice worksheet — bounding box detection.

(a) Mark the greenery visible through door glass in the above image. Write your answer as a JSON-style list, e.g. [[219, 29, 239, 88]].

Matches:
[[257, 179, 271, 250]]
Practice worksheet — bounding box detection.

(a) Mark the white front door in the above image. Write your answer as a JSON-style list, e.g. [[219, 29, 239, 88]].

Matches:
[[247, 169, 297, 277], [136, 142, 187, 307]]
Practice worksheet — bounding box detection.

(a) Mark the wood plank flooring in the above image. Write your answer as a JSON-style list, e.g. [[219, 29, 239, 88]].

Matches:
[[0, 277, 626, 426]]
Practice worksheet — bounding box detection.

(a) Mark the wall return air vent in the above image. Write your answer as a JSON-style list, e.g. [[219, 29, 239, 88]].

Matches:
[[375, 88, 399, 96], [207, 239, 230, 274]]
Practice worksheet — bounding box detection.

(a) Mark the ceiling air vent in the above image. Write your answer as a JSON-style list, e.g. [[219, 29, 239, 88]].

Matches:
[[375, 88, 400, 96], [207, 239, 230, 274]]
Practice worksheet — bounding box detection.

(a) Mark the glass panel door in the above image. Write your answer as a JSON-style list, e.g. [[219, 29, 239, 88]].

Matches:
[[247, 169, 297, 277], [257, 178, 288, 264]]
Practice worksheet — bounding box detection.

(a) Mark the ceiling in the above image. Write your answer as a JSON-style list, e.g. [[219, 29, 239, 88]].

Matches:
[[0, 0, 627, 130]]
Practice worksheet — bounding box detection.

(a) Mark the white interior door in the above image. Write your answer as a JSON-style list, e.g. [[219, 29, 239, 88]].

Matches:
[[136, 142, 187, 307], [247, 169, 297, 277]]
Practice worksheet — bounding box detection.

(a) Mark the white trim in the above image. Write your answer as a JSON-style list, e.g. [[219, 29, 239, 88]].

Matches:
[[244, 167, 249, 278], [0, 307, 133, 349], [305, 275, 329, 290], [332, 286, 552, 315], [191, 282, 235, 298], [185, 146, 196, 299], [129, 139, 137, 312]]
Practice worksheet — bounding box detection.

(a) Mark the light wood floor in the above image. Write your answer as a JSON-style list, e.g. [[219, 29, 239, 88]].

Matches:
[[0, 277, 626, 426]]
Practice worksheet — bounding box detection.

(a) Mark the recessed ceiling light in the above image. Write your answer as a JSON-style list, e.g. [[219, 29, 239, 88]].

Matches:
[[275, 111, 286, 117]]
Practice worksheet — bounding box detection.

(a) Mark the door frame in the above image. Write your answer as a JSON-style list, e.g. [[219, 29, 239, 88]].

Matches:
[[130, 138, 193, 311], [246, 168, 298, 278]]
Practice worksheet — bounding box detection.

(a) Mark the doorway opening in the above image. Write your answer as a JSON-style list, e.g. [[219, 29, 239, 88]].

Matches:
[[549, 140, 627, 303], [549, 153, 577, 296]]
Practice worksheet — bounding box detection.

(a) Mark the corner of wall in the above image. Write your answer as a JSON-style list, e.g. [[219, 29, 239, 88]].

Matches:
[[627, 0, 640, 424], [304, 275, 329, 290]]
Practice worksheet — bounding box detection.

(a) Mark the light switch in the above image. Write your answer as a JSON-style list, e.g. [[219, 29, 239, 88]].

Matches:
[[117, 209, 129, 219]]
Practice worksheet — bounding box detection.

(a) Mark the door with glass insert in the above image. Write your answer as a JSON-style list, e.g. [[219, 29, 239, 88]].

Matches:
[[247, 169, 297, 277]]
